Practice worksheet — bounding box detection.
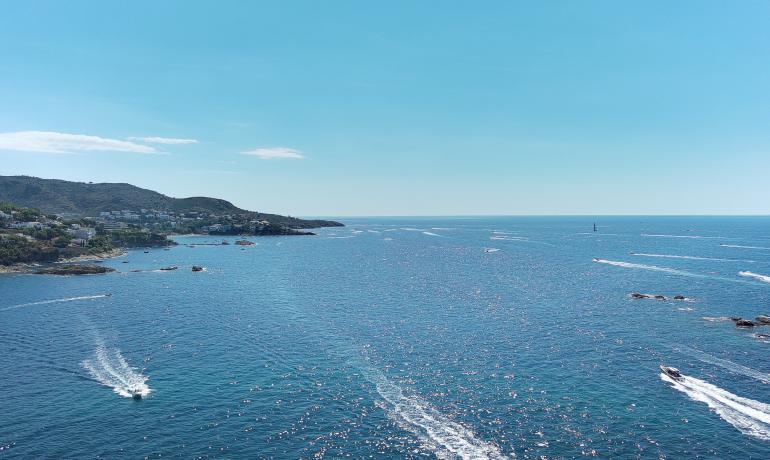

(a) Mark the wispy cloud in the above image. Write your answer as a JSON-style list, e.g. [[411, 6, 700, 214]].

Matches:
[[0, 131, 158, 154], [127, 136, 198, 145], [241, 147, 305, 160]]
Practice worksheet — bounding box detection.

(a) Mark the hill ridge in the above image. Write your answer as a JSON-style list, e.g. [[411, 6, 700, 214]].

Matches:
[[0, 175, 342, 228]]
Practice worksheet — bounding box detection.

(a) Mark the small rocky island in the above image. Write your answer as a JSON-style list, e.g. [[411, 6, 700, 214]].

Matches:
[[35, 264, 116, 275]]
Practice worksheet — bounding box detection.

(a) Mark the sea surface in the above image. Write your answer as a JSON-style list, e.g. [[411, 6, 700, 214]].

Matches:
[[2, 216, 770, 458]]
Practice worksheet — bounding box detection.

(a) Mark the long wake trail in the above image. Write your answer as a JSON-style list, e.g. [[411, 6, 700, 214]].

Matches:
[[662, 372, 770, 440], [722, 244, 770, 250], [739, 271, 770, 284], [676, 346, 770, 383], [82, 339, 150, 398], [631, 253, 754, 263], [593, 259, 699, 277], [361, 367, 511, 459], [642, 234, 726, 239], [593, 259, 756, 284], [1, 294, 109, 312]]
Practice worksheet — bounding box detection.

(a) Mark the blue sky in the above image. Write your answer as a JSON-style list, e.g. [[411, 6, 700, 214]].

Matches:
[[1, 1, 769, 216]]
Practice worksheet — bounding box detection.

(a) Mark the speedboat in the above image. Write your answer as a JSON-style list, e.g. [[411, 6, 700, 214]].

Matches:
[[660, 365, 684, 381], [128, 388, 143, 400]]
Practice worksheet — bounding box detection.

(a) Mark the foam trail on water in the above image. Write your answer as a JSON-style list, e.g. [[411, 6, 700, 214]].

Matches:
[[594, 259, 757, 285], [739, 271, 770, 284], [82, 340, 150, 398], [593, 259, 698, 277], [678, 346, 770, 383], [490, 236, 529, 241], [722, 244, 770, 250], [662, 372, 770, 440], [631, 253, 754, 263], [642, 234, 726, 239], [422, 231, 442, 237], [362, 369, 511, 459], [1, 294, 108, 312]]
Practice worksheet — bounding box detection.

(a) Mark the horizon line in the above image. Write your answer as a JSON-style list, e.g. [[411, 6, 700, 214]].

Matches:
[[299, 214, 770, 219]]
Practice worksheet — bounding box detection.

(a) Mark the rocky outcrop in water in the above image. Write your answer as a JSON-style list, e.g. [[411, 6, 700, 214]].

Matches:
[[732, 318, 759, 328], [755, 315, 770, 325], [629, 292, 691, 301], [35, 264, 115, 275]]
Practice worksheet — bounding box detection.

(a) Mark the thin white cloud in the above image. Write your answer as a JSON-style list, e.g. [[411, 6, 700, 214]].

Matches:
[[127, 136, 198, 145], [0, 131, 158, 154], [241, 147, 305, 160]]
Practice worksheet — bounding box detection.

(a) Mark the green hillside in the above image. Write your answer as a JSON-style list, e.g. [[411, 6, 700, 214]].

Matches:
[[0, 176, 342, 228]]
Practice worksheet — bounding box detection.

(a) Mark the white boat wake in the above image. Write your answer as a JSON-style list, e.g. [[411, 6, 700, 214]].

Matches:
[[662, 372, 770, 440], [1, 294, 109, 312], [594, 259, 754, 285], [678, 346, 770, 384], [631, 253, 753, 263], [642, 234, 726, 239], [722, 244, 770, 250], [363, 369, 511, 459], [82, 340, 150, 399], [593, 259, 697, 277], [490, 236, 529, 241], [739, 271, 770, 284]]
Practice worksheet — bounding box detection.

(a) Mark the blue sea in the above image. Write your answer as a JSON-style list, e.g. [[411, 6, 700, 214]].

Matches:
[[2, 217, 770, 458]]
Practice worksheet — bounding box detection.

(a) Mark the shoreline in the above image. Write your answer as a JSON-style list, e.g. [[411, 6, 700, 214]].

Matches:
[[0, 248, 127, 274], [57, 248, 127, 264]]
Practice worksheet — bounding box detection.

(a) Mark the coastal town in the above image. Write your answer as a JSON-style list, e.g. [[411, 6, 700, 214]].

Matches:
[[0, 202, 172, 268], [0, 202, 317, 270], [94, 207, 279, 235], [0, 176, 344, 271]]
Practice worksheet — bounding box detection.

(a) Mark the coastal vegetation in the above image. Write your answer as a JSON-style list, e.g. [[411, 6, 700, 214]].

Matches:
[[0, 202, 174, 267], [0, 175, 343, 229], [0, 176, 344, 269]]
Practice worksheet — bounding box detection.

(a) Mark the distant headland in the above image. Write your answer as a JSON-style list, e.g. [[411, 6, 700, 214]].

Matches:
[[0, 175, 343, 271]]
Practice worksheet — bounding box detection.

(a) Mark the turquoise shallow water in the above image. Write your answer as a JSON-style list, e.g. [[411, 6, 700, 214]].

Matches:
[[2, 216, 770, 458]]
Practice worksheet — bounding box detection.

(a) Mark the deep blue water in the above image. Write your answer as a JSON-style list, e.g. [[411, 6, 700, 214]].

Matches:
[[2, 216, 770, 458]]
